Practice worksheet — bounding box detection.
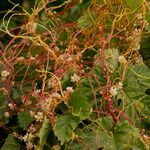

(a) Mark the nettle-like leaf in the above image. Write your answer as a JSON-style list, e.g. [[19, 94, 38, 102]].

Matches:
[[38, 118, 51, 146], [1, 134, 20, 150], [124, 64, 150, 99], [18, 111, 34, 130], [68, 119, 148, 150], [77, 11, 96, 29], [53, 115, 81, 145], [116, 64, 150, 126], [70, 87, 92, 120], [113, 121, 148, 150], [68, 117, 116, 150]]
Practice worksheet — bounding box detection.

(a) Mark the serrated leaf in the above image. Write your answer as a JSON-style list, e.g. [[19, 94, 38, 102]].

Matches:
[[38, 118, 51, 146], [1, 134, 20, 150], [18, 111, 34, 130], [68, 120, 148, 150], [113, 121, 148, 150], [124, 64, 150, 100], [88, 117, 113, 131], [54, 115, 80, 145], [116, 64, 150, 126], [77, 11, 96, 29], [68, 117, 116, 150], [70, 87, 92, 120]]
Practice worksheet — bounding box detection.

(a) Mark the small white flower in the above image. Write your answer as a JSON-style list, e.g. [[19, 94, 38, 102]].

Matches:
[[1, 70, 10, 77], [109, 87, 118, 97], [8, 103, 16, 109], [30, 56, 35, 60], [4, 112, 9, 117], [118, 55, 127, 64], [13, 132, 19, 138], [35, 112, 44, 122], [52, 93, 61, 99], [136, 13, 143, 20], [30, 111, 35, 117], [117, 82, 123, 89], [22, 133, 34, 142], [66, 87, 74, 93], [22, 134, 28, 142], [71, 74, 80, 82]]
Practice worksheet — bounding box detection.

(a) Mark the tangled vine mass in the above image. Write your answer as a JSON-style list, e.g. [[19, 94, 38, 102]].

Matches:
[[0, 0, 150, 149]]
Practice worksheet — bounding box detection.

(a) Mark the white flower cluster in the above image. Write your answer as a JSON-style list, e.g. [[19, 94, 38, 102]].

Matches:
[[118, 55, 127, 64], [109, 82, 123, 97], [22, 133, 34, 149], [127, 28, 142, 51], [4, 112, 9, 117], [47, 77, 58, 88], [66, 87, 74, 93], [34, 111, 44, 122], [8, 103, 16, 110], [71, 73, 80, 82], [22, 133, 34, 142], [62, 87, 74, 102], [1, 70, 10, 77]]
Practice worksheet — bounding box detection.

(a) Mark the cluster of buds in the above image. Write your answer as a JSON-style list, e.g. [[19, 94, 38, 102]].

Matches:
[[63, 86, 74, 103], [22, 132, 35, 149], [109, 82, 123, 97], [71, 73, 80, 83], [126, 28, 142, 51], [4, 112, 10, 118], [118, 55, 127, 64], [1, 70, 10, 81], [44, 92, 62, 112], [47, 76, 59, 90], [34, 111, 44, 122], [8, 103, 17, 110]]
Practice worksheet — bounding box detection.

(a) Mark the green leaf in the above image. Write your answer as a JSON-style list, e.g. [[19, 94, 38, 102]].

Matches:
[[54, 115, 80, 145], [68, 119, 148, 150], [116, 64, 150, 126], [38, 118, 51, 146], [88, 117, 113, 131], [18, 111, 34, 130], [113, 121, 148, 150], [70, 87, 92, 120], [1, 134, 20, 150], [105, 48, 119, 72], [77, 11, 96, 29], [124, 64, 150, 100], [68, 117, 116, 150], [125, 0, 143, 12]]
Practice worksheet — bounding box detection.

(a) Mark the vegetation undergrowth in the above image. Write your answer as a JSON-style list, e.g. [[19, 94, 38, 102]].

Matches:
[[0, 0, 150, 149]]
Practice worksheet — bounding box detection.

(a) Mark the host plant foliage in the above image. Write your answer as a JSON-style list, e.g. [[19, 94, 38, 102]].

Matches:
[[0, 0, 150, 149]]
